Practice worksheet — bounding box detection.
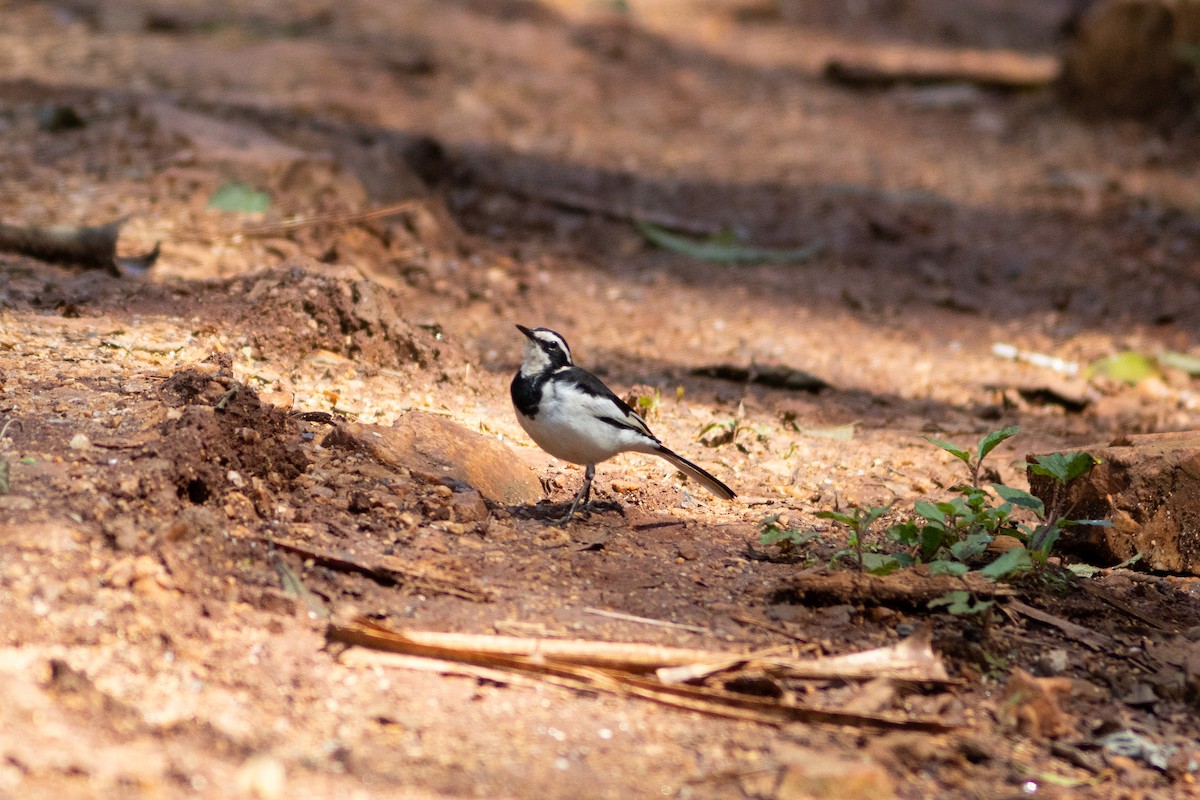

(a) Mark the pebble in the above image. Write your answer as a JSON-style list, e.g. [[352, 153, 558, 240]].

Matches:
[[236, 755, 286, 800], [68, 433, 90, 450], [1033, 648, 1070, 675]]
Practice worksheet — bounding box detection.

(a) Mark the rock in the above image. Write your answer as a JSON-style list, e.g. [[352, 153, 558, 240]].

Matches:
[[102, 555, 177, 598], [772, 744, 896, 800], [1033, 648, 1071, 676], [323, 412, 542, 505], [148, 102, 312, 167], [997, 669, 1074, 740], [1028, 432, 1200, 574], [1059, 0, 1200, 116], [449, 489, 489, 523], [986, 534, 1025, 554]]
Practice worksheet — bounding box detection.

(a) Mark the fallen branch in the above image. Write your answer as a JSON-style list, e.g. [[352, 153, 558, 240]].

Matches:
[[785, 568, 1017, 609], [0, 218, 159, 275], [692, 363, 830, 392], [329, 616, 959, 731], [1077, 581, 1178, 635], [583, 606, 711, 634], [257, 536, 490, 602], [330, 619, 734, 673], [1005, 599, 1115, 652], [823, 48, 1057, 91]]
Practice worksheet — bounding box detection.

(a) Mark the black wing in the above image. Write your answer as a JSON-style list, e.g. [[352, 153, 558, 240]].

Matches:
[[557, 366, 658, 440]]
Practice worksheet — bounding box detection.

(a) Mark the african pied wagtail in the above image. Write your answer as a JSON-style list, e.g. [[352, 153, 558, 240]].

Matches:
[[511, 325, 736, 521]]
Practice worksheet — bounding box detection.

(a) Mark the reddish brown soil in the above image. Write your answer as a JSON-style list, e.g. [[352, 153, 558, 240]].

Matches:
[[3, 1, 1200, 798]]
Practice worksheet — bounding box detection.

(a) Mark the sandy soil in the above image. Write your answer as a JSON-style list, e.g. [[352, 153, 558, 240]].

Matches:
[[3, 1, 1200, 798]]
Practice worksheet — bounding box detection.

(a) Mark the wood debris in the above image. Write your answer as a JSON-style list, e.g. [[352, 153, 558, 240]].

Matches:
[[329, 616, 959, 731]]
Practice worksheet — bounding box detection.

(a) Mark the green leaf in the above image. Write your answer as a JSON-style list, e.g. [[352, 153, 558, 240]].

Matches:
[[635, 220, 823, 264], [928, 559, 970, 576], [816, 510, 856, 527], [976, 425, 1020, 464], [920, 525, 947, 561], [1061, 452, 1099, 482], [861, 505, 891, 527], [928, 590, 994, 615], [1113, 552, 1143, 569], [1029, 452, 1098, 484], [1085, 351, 1160, 385], [914, 500, 944, 524], [1160, 350, 1200, 376], [923, 436, 970, 464], [886, 520, 921, 547], [861, 553, 902, 575], [207, 182, 271, 213], [978, 547, 1032, 581], [1063, 518, 1113, 527], [1031, 524, 1062, 556], [760, 528, 818, 548], [992, 484, 1045, 515], [950, 532, 992, 561], [940, 496, 970, 517]]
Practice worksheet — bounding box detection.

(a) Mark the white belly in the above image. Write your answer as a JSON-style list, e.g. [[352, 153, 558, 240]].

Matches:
[[516, 383, 655, 466]]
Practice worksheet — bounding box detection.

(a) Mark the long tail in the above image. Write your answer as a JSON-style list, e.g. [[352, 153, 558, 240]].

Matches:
[[653, 446, 736, 500]]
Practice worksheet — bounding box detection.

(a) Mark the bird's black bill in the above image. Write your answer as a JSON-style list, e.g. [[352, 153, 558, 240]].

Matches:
[[516, 324, 535, 338]]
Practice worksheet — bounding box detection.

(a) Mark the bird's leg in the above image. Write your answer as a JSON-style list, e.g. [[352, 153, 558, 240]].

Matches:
[[559, 464, 595, 523]]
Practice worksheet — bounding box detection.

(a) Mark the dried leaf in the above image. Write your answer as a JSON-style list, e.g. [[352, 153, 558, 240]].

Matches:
[[636, 220, 823, 264]]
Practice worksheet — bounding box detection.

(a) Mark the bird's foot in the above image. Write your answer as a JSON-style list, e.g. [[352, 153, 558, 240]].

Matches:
[[555, 498, 589, 525]]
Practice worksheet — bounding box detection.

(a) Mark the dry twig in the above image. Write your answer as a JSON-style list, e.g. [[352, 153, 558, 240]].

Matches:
[[236, 199, 425, 237], [256, 536, 489, 602], [329, 616, 959, 731]]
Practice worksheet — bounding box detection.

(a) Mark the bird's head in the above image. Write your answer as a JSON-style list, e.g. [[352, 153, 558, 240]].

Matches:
[[516, 325, 573, 375]]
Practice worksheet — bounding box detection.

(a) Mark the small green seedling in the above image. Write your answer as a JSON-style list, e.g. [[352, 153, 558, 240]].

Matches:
[[699, 418, 743, 447], [927, 590, 994, 616], [758, 514, 818, 555], [627, 388, 661, 422], [924, 424, 1019, 488], [818, 505, 891, 573]]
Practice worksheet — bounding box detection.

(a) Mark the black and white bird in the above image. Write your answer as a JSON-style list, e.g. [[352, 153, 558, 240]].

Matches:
[[511, 325, 736, 521]]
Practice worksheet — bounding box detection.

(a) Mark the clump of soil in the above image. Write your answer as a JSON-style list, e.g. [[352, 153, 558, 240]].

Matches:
[[230, 264, 451, 370], [155, 363, 308, 509]]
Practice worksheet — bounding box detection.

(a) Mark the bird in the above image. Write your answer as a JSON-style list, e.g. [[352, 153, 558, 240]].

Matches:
[[510, 324, 736, 521]]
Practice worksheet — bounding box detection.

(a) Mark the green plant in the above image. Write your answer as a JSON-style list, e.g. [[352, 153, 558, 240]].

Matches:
[[699, 416, 769, 453], [924, 425, 1019, 488], [699, 418, 741, 447], [818, 505, 891, 572], [901, 428, 1106, 579], [758, 514, 818, 555], [927, 590, 994, 615], [626, 388, 661, 421], [807, 427, 1107, 591]]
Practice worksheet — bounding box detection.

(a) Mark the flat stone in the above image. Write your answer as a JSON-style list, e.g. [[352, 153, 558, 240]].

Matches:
[[1028, 432, 1200, 574], [323, 412, 542, 505], [772, 744, 896, 800]]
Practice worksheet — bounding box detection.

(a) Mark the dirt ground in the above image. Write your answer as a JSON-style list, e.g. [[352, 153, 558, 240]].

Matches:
[[4, 1, 1200, 798]]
